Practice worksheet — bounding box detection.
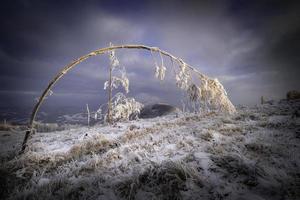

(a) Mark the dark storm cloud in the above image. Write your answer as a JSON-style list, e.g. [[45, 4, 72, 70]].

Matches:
[[0, 0, 146, 107], [228, 0, 300, 69], [0, 0, 299, 109]]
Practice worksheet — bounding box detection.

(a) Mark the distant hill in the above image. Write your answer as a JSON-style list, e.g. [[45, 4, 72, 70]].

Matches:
[[139, 103, 179, 118]]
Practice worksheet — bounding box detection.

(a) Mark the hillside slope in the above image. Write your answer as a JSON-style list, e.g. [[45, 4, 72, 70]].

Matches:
[[0, 100, 299, 200]]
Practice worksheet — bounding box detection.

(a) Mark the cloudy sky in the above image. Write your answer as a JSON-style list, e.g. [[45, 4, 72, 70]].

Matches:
[[0, 0, 299, 113]]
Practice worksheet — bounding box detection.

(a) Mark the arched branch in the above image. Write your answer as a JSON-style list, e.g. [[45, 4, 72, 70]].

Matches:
[[20, 44, 235, 154]]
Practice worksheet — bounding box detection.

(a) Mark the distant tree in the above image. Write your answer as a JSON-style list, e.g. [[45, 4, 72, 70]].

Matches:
[[97, 43, 137, 124], [105, 43, 128, 123]]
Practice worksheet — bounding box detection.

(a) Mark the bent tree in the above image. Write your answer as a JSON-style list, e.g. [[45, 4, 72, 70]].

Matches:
[[20, 44, 236, 154]]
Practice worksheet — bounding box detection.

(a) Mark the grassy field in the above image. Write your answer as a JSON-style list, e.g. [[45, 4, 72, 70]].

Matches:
[[0, 100, 299, 200]]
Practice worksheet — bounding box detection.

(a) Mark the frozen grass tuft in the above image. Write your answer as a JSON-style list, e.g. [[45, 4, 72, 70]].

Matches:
[[200, 130, 214, 141], [115, 160, 202, 200], [210, 154, 266, 187], [67, 134, 119, 160]]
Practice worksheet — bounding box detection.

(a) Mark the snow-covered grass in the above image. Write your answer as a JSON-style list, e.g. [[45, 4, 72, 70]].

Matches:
[[0, 100, 299, 199]]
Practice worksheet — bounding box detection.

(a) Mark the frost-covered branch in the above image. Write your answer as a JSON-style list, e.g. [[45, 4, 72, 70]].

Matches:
[[21, 44, 236, 153], [86, 104, 90, 126], [151, 52, 235, 114]]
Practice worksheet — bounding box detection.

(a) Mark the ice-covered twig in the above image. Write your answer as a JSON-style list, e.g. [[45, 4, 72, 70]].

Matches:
[[86, 104, 90, 127]]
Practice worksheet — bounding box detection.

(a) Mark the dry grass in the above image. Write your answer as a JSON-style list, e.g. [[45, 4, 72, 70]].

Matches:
[[245, 142, 283, 157], [205, 144, 226, 155], [33, 121, 79, 132], [200, 130, 214, 141], [115, 160, 203, 200], [67, 134, 117, 159], [0, 122, 22, 131], [2, 134, 117, 178], [218, 124, 243, 136], [120, 124, 166, 143], [210, 154, 265, 187], [0, 123, 12, 131], [1, 103, 299, 199]]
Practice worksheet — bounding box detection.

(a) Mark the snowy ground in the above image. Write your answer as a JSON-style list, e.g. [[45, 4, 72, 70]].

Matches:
[[0, 100, 300, 200]]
